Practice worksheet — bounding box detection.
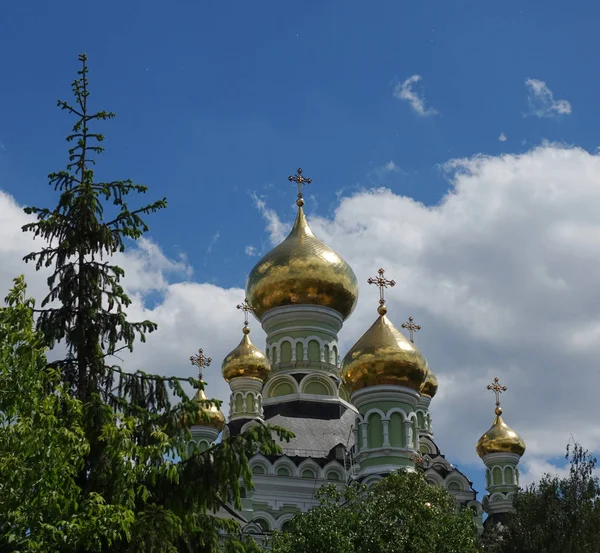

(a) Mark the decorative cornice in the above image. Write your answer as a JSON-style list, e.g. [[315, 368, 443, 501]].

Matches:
[[352, 385, 420, 409]]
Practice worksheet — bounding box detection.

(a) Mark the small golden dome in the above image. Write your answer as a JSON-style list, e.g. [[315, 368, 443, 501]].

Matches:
[[246, 205, 358, 320], [222, 326, 271, 382], [476, 408, 526, 458], [193, 388, 226, 431], [341, 312, 429, 394], [421, 369, 438, 398]]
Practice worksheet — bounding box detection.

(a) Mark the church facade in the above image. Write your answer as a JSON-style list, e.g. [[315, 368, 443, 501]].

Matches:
[[190, 169, 526, 535]]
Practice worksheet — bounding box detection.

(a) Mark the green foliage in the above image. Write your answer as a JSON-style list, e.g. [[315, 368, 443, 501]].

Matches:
[[491, 443, 600, 553], [269, 470, 480, 553], [7, 54, 292, 552], [0, 277, 131, 551]]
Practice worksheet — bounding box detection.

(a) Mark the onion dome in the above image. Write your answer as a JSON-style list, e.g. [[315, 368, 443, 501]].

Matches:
[[193, 388, 226, 431], [476, 407, 526, 458], [421, 369, 438, 399], [189, 348, 225, 431], [246, 172, 358, 321], [476, 377, 526, 458], [222, 326, 271, 382], [341, 303, 429, 394]]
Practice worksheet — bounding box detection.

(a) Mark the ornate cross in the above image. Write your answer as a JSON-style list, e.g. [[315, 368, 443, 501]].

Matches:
[[487, 377, 507, 410], [288, 168, 312, 205], [367, 268, 396, 313], [401, 316, 421, 343], [190, 348, 212, 378], [237, 298, 253, 329]]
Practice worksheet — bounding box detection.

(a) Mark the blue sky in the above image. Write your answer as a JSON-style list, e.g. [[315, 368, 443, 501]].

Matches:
[[2, 0, 599, 507], [1, 0, 593, 287]]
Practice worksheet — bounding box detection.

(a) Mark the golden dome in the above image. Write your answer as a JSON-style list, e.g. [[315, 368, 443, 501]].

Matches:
[[476, 408, 526, 458], [341, 307, 429, 394], [246, 205, 358, 320], [222, 326, 271, 382], [193, 388, 226, 431], [421, 369, 438, 398]]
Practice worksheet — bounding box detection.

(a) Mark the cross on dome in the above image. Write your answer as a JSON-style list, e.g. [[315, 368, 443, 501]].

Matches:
[[401, 316, 421, 343], [236, 298, 254, 333], [367, 268, 396, 315], [487, 376, 507, 415], [190, 348, 212, 379], [288, 168, 312, 206]]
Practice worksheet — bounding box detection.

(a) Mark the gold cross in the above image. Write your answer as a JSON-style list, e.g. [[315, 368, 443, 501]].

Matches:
[[288, 168, 312, 206], [190, 348, 212, 378], [237, 298, 254, 329], [367, 268, 395, 314], [401, 316, 421, 343], [487, 377, 507, 413]]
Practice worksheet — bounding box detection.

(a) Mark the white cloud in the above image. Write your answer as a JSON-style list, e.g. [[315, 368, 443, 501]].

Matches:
[[245, 245, 258, 256], [4, 141, 600, 485], [250, 192, 290, 244], [525, 78, 572, 118], [381, 160, 400, 173], [498, 133, 507, 142], [206, 231, 220, 255], [393, 75, 438, 117]]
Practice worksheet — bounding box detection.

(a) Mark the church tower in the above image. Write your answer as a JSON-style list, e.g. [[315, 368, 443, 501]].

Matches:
[[245, 169, 359, 421], [477, 377, 526, 525], [222, 300, 271, 434], [341, 269, 429, 481], [189, 348, 226, 452]]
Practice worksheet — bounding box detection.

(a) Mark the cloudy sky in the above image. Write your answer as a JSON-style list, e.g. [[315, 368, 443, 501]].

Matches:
[[2, 0, 599, 497]]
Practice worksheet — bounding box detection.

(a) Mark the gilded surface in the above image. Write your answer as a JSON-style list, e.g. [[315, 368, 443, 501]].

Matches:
[[341, 314, 429, 393], [193, 388, 226, 430], [421, 369, 438, 398], [222, 329, 271, 382], [476, 414, 526, 457], [246, 206, 358, 320]]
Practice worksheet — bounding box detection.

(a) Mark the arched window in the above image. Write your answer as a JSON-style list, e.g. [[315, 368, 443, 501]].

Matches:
[[304, 380, 329, 395], [245, 394, 254, 413], [308, 340, 320, 362], [368, 413, 384, 448], [332, 345, 338, 365], [280, 341, 292, 363], [301, 468, 316, 479], [270, 381, 295, 397], [447, 481, 461, 492], [281, 520, 293, 532], [326, 470, 342, 481], [271, 345, 278, 364], [252, 464, 267, 476], [254, 518, 270, 532], [389, 412, 404, 447], [324, 344, 330, 364], [417, 411, 426, 430], [234, 393, 244, 413], [492, 466, 502, 486], [504, 466, 514, 485], [276, 466, 292, 477]]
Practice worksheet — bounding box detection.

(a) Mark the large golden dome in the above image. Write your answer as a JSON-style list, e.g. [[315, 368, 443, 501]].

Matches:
[[246, 205, 358, 320], [193, 388, 226, 431], [421, 369, 438, 398], [222, 326, 271, 382], [476, 408, 526, 458], [341, 307, 429, 394]]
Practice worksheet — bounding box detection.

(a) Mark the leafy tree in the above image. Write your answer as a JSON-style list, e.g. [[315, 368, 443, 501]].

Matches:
[[0, 277, 131, 551], [269, 470, 480, 553], [491, 443, 600, 553], [15, 53, 290, 552]]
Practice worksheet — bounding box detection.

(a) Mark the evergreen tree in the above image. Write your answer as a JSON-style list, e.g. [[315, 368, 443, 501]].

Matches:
[[19, 54, 290, 552], [492, 443, 600, 553]]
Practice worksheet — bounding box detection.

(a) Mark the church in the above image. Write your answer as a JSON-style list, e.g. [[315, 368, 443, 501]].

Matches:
[[189, 168, 527, 535]]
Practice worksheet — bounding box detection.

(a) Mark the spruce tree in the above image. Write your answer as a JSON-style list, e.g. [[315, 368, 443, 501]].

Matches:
[[21, 53, 290, 552]]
